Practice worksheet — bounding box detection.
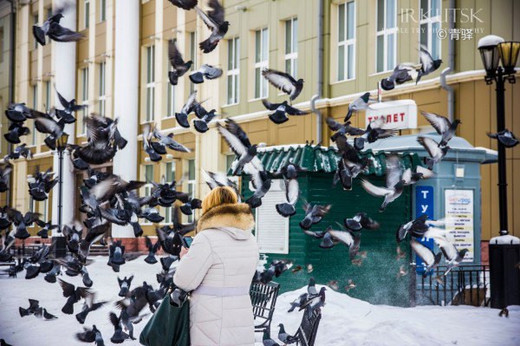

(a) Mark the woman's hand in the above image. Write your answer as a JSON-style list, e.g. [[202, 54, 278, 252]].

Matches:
[[179, 246, 189, 259]]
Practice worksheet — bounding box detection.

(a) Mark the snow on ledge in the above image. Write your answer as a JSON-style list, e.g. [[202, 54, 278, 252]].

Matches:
[[489, 234, 520, 245]]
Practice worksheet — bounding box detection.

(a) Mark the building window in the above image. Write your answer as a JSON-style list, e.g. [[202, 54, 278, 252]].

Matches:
[[146, 45, 155, 122], [338, 2, 355, 81], [187, 159, 196, 223], [81, 67, 89, 134], [285, 18, 298, 77], [254, 180, 289, 254], [254, 28, 268, 99], [189, 32, 196, 93], [227, 37, 240, 105], [99, 62, 106, 116], [99, 0, 106, 22], [32, 85, 38, 145], [376, 0, 397, 73], [84, 0, 90, 29], [33, 15, 39, 49], [163, 161, 176, 223], [39, 199, 48, 221], [45, 81, 51, 112], [166, 41, 175, 118], [142, 165, 154, 224], [420, 0, 441, 60]]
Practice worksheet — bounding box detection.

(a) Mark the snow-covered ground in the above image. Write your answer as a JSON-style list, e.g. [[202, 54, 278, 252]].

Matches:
[[0, 257, 519, 346]]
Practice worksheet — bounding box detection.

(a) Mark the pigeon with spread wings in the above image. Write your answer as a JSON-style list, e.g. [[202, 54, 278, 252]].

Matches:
[[262, 68, 304, 101], [195, 0, 229, 53], [261, 99, 308, 124]]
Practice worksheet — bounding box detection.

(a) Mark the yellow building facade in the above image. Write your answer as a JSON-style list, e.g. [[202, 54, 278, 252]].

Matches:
[[2, 0, 519, 248]]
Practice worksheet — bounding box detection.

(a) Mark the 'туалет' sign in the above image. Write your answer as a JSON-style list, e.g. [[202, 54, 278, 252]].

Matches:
[[365, 100, 418, 130]]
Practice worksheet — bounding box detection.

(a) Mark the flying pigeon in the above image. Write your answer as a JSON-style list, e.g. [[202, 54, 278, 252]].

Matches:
[[55, 87, 85, 123], [195, 0, 229, 53], [58, 279, 93, 315], [421, 111, 460, 147], [189, 64, 223, 84], [411, 239, 442, 277], [4, 102, 38, 122], [217, 119, 263, 176], [345, 92, 372, 122], [167, 39, 193, 85], [144, 237, 161, 264], [262, 68, 304, 101], [175, 91, 199, 128], [4, 122, 31, 144], [33, 6, 83, 46], [402, 165, 434, 186], [69, 114, 127, 166], [275, 163, 304, 217], [326, 117, 365, 137], [19, 299, 40, 317], [193, 109, 218, 133], [261, 99, 308, 124], [435, 237, 468, 275], [153, 128, 190, 153], [354, 118, 396, 151], [380, 63, 420, 91], [167, 0, 198, 10], [246, 170, 271, 208], [108, 312, 130, 344], [118, 275, 134, 297], [31, 111, 67, 150], [75, 293, 107, 324], [76, 325, 104, 346], [417, 136, 450, 169], [417, 45, 443, 84], [0, 165, 12, 193], [360, 169, 405, 213], [3, 144, 32, 162], [487, 129, 518, 148], [299, 203, 332, 230], [396, 214, 429, 242]]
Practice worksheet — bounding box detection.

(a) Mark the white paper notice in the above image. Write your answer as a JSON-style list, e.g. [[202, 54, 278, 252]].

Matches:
[[444, 189, 474, 262]]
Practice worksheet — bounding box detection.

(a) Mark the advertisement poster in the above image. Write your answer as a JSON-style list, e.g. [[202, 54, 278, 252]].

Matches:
[[444, 189, 474, 262]]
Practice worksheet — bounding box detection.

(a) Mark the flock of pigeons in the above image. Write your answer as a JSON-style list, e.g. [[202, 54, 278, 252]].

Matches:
[[1, 0, 519, 345]]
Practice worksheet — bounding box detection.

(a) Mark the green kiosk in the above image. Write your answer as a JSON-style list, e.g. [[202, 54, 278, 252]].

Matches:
[[240, 134, 496, 307]]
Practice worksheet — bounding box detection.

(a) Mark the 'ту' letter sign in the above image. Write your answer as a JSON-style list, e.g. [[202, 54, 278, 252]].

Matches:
[[415, 186, 434, 275]]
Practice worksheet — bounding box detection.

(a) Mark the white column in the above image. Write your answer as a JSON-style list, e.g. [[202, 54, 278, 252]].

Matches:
[[51, 0, 77, 234], [112, 0, 140, 238]]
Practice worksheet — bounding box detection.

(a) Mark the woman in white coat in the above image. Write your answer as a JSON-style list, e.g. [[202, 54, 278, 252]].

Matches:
[[173, 186, 259, 346]]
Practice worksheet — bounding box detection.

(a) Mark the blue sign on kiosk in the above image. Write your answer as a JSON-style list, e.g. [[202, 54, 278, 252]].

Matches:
[[415, 186, 434, 275]]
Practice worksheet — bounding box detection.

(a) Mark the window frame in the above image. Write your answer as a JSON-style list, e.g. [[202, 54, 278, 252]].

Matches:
[[226, 37, 240, 106], [145, 45, 156, 123], [84, 0, 90, 29], [254, 28, 269, 100], [375, 0, 398, 73], [337, 1, 356, 81], [44, 81, 51, 112], [81, 67, 89, 135], [284, 17, 298, 77], [31, 84, 38, 146], [99, 62, 106, 116], [99, 0, 106, 22], [142, 164, 155, 225], [189, 32, 197, 94], [419, 0, 441, 60]]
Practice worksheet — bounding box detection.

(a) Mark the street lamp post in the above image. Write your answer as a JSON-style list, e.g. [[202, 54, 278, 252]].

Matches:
[[54, 133, 69, 257], [477, 36, 520, 236], [478, 35, 520, 309]]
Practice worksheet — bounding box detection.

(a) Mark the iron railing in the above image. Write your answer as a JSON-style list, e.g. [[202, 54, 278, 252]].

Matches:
[[415, 264, 490, 307]]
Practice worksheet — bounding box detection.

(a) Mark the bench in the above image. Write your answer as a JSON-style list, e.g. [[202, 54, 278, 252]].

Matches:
[[250, 281, 280, 338], [291, 306, 322, 346]]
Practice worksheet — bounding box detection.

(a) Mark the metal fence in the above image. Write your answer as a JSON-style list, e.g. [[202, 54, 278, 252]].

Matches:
[[414, 264, 490, 307]]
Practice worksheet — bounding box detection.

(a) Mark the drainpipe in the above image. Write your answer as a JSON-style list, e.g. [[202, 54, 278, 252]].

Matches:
[[311, 0, 324, 145], [440, 0, 455, 122], [6, 0, 16, 207]]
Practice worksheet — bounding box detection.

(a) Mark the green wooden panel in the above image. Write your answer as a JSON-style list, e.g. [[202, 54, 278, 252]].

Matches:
[[242, 171, 413, 307]]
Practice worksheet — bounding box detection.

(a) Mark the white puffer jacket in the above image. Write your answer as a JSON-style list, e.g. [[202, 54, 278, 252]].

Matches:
[[173, 203, 259, 346]]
